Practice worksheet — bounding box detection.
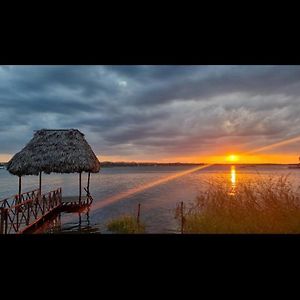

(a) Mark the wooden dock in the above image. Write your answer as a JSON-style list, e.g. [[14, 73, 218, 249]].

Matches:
[[0, 188, 93, 234]]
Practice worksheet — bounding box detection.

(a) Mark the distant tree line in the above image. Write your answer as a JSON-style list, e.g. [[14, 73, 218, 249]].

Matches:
[[99, 161, 205, 167]]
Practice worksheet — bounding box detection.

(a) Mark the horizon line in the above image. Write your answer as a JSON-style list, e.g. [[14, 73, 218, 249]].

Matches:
[[1, 160, 299, 165]]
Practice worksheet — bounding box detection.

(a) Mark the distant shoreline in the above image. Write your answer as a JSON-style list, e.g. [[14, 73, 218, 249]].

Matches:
[[1, 161, 299, 168]]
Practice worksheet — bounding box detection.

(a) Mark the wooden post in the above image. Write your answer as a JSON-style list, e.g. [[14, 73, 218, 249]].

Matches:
[[39, 171, 42, 198], [0, 208, 4, 234], [18, 176, 22, 204], [87, 172, 91, 194], [16, 205, 19, 231], [86, 208, 90, 226], [181, 201, 184, 234], [78, 212, 82, 230], [4, 209, 7, 234], [26, 202, 30, 225], [137, 203, 141, 226], [0, 208, 7, 234], [42, 194, 45, 214], [79, 172, 82, 203], [58, 213, 61, 229]]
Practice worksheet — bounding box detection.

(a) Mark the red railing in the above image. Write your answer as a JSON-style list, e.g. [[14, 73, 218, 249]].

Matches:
[[0, 188, 62, 234], [0, 189, 40, 209], [84, 187, 94, 206]]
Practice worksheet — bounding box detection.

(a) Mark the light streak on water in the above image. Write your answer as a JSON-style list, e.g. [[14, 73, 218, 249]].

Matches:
[[90, 164, 213, 213]]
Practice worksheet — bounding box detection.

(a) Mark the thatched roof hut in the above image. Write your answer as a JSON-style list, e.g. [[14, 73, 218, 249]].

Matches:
[[7, 129, 100, 176], [7, 129, 100, 202]]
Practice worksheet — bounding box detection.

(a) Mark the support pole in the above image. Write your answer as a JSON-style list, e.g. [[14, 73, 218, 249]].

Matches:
[[78, 212, 82, 231], [87, 172, 91, 195], [137, 203, 141, 226], [86, 208, 90, 226], [0, 208, 8, 234], [0, 208, 4, 234], [18, 176, 22, 204], [79, 172, 82, 203], [39, 171, 42, 198]]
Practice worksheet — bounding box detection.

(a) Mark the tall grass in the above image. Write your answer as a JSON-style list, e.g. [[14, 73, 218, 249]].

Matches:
[[175, 175, 300, 233], [106, 215, 146, 233]]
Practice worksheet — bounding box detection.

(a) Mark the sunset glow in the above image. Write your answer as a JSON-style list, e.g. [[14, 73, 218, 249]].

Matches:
[[2, 152, 299, 165], [226, 155, 239, 163]]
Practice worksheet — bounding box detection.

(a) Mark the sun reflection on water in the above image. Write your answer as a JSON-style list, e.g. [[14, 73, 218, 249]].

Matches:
[[229, 165, 236, 195]]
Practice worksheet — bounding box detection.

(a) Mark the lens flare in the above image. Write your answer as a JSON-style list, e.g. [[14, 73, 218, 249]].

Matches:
[[90, 164, 213, 213], [246, 135, 300, 155]]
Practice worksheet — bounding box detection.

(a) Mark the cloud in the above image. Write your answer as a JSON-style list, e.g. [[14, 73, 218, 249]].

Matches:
[[1, 65, 300, 161]]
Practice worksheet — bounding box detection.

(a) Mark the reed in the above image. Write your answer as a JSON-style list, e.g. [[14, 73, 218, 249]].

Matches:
[[175, 175, 300, 233], [106, 215, 145, 233]]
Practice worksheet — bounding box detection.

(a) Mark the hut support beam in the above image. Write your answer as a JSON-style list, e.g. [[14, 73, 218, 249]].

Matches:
[[39, 171, 42, 198], [18, 176, 22, 204], [79, 172, 82, 203], [87, 172, 91, 194]]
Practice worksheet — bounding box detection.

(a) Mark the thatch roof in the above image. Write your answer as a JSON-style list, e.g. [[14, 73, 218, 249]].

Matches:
[[7, 129, 100, 176]]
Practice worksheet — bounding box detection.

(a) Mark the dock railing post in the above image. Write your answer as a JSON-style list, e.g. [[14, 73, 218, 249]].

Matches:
[[59, 187, 62, 205], [4, 209, 7, 234], [26, 202, 30, 225], [78, 212, 82, 231], [35, 196, 38, 218], [0, 208, 8, 234], [0, 208, 4, 234]]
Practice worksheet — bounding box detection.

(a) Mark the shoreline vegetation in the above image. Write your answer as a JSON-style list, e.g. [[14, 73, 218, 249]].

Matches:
[[101, 174, 300, 234], [175, 175, 300, 234], [106, 215, 146, 233]]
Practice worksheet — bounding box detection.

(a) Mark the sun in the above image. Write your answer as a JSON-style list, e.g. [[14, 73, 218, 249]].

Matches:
[[226, 154, 239, 163]]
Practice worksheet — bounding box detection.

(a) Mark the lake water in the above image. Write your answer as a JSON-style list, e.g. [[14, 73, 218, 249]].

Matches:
[[1, 165, 300, 233]]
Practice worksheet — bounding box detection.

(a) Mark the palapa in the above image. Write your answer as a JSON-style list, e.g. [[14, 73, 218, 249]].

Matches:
[[7, 129, 100, 202], [7, 129, 100, 176]]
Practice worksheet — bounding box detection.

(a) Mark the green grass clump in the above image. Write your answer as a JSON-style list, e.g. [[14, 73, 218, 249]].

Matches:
[[175, 175, 300, 234], [106, 215, 145, 233]]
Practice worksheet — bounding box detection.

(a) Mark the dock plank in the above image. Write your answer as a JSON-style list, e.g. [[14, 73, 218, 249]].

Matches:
[[62, 196, 88, 203]]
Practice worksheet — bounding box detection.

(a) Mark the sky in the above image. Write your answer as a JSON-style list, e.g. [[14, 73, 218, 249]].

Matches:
[[1, 65, 300, 164]]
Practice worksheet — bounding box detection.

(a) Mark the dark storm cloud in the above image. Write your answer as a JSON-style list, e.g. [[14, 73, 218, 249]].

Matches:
[[129, 66, 300, 106], [106, 65, 201, 82], [1, 65, 300, 160], [1, 96, 95, 114], [2, 66, 114, 97]]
